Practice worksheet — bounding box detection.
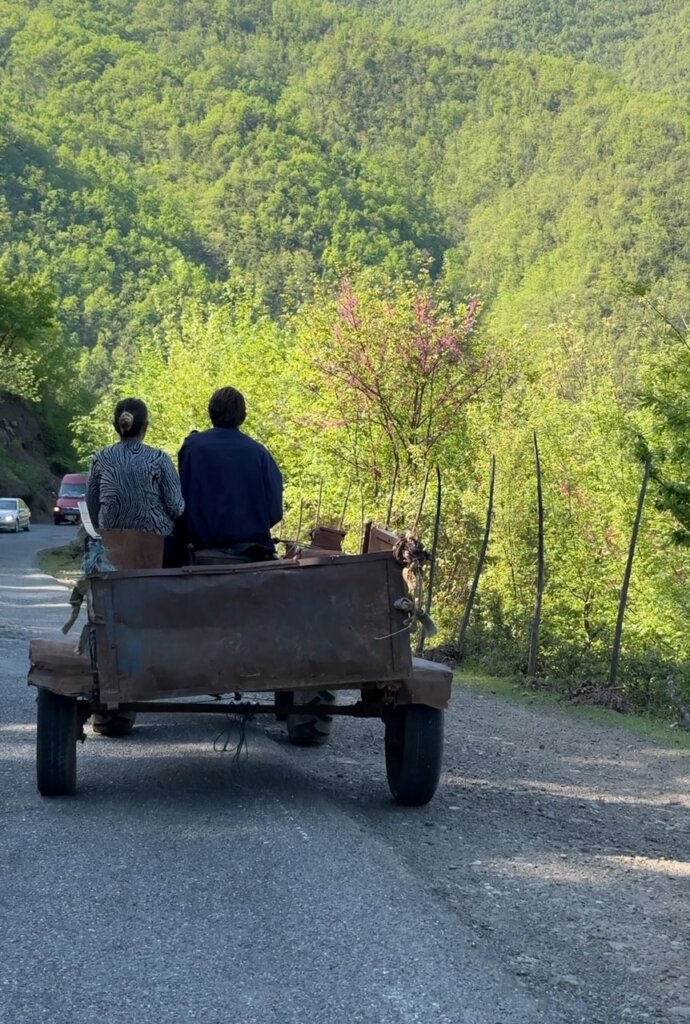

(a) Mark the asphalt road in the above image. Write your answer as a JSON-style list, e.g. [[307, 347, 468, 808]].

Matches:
[[0, 525, 557, 1024]]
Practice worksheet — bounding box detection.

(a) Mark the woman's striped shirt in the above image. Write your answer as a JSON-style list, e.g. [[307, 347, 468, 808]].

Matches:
[[86, 439, 184, 536]]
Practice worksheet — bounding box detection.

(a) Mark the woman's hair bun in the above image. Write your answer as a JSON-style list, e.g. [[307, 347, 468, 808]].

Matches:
[[113, 397, 148, 438]]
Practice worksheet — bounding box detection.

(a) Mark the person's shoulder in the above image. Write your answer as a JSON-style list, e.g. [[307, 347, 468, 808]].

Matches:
[[142, 443, 175, 463], [245, 434, 279, 466], [236, 433, 273, 464], [237, 430, 267, 452], [180, 429, 210, 449], [199, 427, 256, 449], [94, 443, 120, 461]]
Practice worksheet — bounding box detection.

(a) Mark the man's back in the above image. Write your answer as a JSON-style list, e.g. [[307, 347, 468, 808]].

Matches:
[[178, 426, 282, 551]]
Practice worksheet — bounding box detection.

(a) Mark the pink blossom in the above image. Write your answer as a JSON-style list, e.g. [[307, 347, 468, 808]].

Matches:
[[337, 282, 362, 329], [464, 298, 479, 333], [414, 295, 435, 329]]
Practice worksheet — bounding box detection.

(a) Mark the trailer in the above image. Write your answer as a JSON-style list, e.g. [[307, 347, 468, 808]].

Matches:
[[29, 536, 451, 806]]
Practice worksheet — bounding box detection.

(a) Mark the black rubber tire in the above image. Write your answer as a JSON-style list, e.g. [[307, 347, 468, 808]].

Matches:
[[274, 691, 294, 722], [13, 520, 19, 533], [92, 711, 137, 737], [24, 521, 30, 532], [36, 688, 77, 796], [287, 690, 335, 746], [385, 704, 443, 806]]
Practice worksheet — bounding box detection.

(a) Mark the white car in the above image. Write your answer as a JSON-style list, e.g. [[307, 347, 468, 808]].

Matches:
[[0, 498, 31, 532]]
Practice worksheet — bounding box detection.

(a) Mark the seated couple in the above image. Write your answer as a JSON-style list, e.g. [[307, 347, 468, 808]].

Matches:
[[85, 386, 283, 566]]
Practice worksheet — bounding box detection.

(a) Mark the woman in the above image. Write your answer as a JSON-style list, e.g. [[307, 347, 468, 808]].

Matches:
[[86, 398, 184, 737], [86, 398, 184, 537]]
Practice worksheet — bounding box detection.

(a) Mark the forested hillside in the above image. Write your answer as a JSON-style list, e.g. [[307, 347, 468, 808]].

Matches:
[[346, 0, 682, 68], [2, 0, 690, 709]]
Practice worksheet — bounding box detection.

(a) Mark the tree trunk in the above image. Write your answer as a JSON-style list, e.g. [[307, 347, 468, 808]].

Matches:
[[609, 455, 652, 688], [339, 479, 352, 530], [413, 464, 432, 532], [527, 432, 544, 677], [314, 478, 323, 527], [295, 498, 305, 545], [417, 466, 442, 655], [457, 454, 496, 659], [386, 452, 400, 527]]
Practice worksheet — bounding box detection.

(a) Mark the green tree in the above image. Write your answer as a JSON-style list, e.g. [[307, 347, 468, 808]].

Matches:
[[0, 273, 60, 398], [638, 298, 690, 544]]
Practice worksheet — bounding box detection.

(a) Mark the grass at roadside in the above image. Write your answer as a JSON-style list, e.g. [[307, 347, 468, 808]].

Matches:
[[455, 669, 690, 751], [38, 542, 82, 585]]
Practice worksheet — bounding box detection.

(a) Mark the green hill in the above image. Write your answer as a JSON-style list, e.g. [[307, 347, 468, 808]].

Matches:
[[343, 1, 687, 74], [2, 0, 688, 339], [2, 0, 690, 704]]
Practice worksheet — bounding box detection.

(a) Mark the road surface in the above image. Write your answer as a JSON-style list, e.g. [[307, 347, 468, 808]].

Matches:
[[0, 525, 558, 1024]]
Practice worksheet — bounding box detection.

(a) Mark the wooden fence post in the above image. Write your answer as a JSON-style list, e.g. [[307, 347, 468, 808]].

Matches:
[[609, 455, 652, 688], [386, 452, 400, 527], [527, 432, 544, 677], [457, 454, 496, 660], [417, 466, 442, 655], [413, 465, 432, 532]]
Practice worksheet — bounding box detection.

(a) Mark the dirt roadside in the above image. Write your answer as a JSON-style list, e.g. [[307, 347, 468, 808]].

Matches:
[[264, 684, 689, 1024]]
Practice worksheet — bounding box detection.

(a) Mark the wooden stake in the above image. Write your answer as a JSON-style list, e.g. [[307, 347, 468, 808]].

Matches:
[[413, 465, 432, 532], [527, 433, 544, 677], [386, 453, 399, 528], [609, 455, 651, 688], [417, 466, 442, 655], [295, 498, 304, 545], [457, 454, 496, 658], [339, 480, 352, 530], [314, 478, 323, 527]]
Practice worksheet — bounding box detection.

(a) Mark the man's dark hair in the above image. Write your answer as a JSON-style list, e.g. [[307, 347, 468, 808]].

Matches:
[[113, 397, 148, 439], [208, 387, 247, 428]]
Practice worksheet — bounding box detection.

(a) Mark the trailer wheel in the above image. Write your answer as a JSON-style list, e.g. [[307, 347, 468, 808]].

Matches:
[[287, 690, 335, 746], [92, 711, 137, 737], [274, 691, 294, 722], [384, 704, 443, 806], [36, 688, 77, 796]]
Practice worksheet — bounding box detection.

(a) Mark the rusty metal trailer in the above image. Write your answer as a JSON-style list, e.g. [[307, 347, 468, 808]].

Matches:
[[29, 548, 452, 806]]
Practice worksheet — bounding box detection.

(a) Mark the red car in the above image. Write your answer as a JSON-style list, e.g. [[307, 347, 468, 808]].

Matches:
[[54, 473, 87, 525]]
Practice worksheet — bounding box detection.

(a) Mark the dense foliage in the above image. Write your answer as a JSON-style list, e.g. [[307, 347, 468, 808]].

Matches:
[[3, 0, 690, 709], [345, 0, 684, 71]]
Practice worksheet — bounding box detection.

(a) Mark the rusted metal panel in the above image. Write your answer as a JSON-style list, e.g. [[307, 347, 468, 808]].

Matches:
[[91, 552, 413, 703], [309, 525, 346, 550], [28, 639, 94, 697], [395, 657, 453, 710], [101, 529, 164, 570], [363, 524, 399, 554]]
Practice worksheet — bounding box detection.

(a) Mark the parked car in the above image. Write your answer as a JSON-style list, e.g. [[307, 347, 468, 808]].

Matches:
[[0, 498, 31, 532], [54, 473, 87, 525]]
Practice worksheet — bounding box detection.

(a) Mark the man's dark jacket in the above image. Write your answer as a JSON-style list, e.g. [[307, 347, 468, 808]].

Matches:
[[178, 427, 283, 551]]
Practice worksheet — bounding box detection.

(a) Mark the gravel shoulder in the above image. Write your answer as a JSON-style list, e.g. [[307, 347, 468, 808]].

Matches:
[[262, 683, 690, 1024]]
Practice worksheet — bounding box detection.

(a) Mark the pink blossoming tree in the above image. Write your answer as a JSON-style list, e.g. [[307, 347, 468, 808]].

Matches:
[[298, 278, 488, 496]]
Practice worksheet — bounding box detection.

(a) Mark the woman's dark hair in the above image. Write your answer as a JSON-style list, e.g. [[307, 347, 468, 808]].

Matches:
[[113, 397, 148, 439], [208, 386, 246, 428]]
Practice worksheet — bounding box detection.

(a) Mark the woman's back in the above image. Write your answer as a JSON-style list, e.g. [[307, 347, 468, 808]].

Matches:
[[87, 439, 184, 536]]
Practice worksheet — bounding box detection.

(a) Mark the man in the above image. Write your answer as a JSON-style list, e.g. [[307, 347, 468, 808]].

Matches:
[[178, 386, 283, 564]]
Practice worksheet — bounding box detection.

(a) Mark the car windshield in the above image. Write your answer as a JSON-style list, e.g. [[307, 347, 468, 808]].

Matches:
[[0, 499, 18, 510], [59, 484, 85, 498]]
